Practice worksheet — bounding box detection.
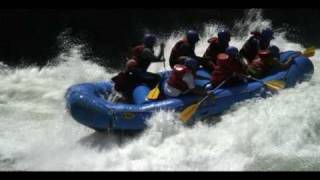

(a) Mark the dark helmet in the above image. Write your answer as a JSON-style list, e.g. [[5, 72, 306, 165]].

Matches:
[[261, 28, 274, 40], [184, 57, 199, 71], [225, 46, 239, 59], [143, 33, 157, 47], [268, 45, 280, 59], [186, 30, 200, 44], [218, 29, 231, 43]]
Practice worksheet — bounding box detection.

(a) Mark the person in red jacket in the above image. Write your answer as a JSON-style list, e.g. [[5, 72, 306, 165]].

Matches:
[[129, 33, 165, 89], [240, 28, 277, 63], [164, 58, 207, 98], [211, 49, 247, 88], [169, 30, 207, 69], [203, 29, 231, 69], [131, 33, 165, 71], [111, 59, 140, 101], [247, 49, 297, 78]]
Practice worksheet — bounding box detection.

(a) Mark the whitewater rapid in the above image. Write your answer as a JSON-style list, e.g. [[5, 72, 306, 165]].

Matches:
[[0, 9, 320, 171]]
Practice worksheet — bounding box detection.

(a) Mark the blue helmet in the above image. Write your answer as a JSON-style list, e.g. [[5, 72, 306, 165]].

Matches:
[[225, 46, 239, 59], [261, 28, 274, 40], [184, 57, 199, 70], [268, 45, 280, 58], [218, 29, 231, 43], [186, 30, 200, 44], [143, 33, 157, 47]]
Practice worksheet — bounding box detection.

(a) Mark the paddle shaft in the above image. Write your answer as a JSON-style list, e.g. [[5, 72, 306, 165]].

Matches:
[[162, 51, 166, 70], [236, 73, 268, 88], [197, 78, 228, 105]]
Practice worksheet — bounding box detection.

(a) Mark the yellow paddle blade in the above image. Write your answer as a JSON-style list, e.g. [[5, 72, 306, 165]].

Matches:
[[179, 103, 200, 123], [264, 80, 286, 91], [303, 47, 315, 57], [147, 84, 160, 100]]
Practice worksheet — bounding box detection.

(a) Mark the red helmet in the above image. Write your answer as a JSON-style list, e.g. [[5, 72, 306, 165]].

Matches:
[[216, 53, 230, 67], [125, 59, 138, 72]]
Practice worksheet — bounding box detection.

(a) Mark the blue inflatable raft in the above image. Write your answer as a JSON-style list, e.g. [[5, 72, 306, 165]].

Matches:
[[65, 51, 314, 131]]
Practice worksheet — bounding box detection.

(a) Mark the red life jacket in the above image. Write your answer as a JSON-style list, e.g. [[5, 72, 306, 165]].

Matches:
[[167, 64, 192, 92], [131, 44, 145, 61], [169, 38, 189, 68], [248, 57, 268, 76], [250, 31, 261, 37], [203, 37, 227, 64], [131, 44, 152, 71], [112, 72, 129, 93], [242, 32, 271, 62], [211, 53, 245, 86], [211, 65, 226, 87], [112, 59, 138, 93], [211, 53, 229, 86], [125, 59, 138, 72], [207, 37, 218, 44]]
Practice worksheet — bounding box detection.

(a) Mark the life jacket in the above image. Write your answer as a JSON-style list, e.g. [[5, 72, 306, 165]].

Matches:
[[112, 72, 130, 93], [247, 57, 268, 78], [167, 64, 192, 92], [211, 65, 226, 87], [169, 38, 192, 68], [131, 44, 145, 61], [131, 44, 154, 71], [112, 59, 138, 93], [125, 59, 138, 72], [241, 32, 271, 62], [240, 35, 260, 62], [211, 53, 230, 86], [203, 37, 228, 61], [211, 53, 245, 86]]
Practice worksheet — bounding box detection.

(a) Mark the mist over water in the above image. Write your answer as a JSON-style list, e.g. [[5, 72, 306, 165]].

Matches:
[[0, 9, 319, 171]]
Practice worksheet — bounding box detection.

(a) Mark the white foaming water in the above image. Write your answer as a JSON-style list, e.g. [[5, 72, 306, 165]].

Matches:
[[0, 9, 319, 171]]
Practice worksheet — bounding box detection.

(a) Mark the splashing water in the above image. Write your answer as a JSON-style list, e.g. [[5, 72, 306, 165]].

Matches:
[[0, 9, 320, 171]]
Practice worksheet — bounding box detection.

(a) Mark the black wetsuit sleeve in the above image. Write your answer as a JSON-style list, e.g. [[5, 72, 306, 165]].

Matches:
[[140, 48, 163, 62], [129, 68, 160, 87], [178, 43, 195, 57]]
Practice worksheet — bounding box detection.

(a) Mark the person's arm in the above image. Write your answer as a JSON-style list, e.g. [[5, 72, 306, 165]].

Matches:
[[182, 72, 207, 96], [239, 56, 249, 67], [130, 68, 160, 86], [280, 52, 302, 69], [273, 53, 298, 70], [141, 47, 165, 63], [128, 68, 143, 79], [180, 43, 197, 58], [157, 43, 165, 60]]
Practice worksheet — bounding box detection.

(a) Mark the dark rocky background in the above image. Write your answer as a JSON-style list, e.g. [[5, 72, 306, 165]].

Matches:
[[0, 9, 319, 69]]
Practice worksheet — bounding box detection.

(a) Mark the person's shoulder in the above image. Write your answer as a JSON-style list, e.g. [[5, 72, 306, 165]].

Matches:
[[142, 47, 153, 54]]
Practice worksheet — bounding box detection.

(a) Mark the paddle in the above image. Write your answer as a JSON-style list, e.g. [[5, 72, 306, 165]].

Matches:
[[147, 84, 160, 100], [147, 49, 166, 100], [179, 79, 228, 123], [302, 47, 315, 57], [244, 75, 286, 91]]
